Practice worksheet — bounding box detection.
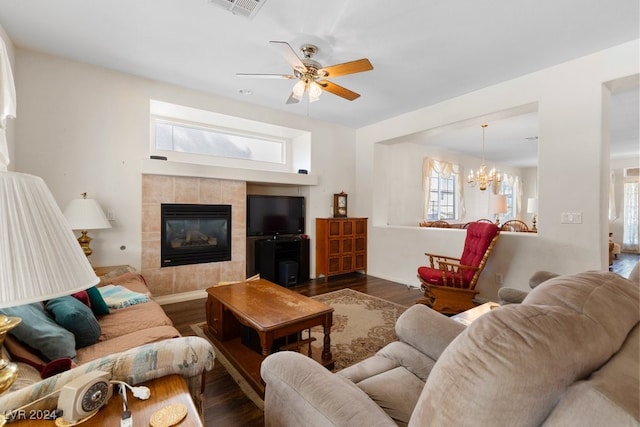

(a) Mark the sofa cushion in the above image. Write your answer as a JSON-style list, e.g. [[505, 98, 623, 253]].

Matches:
[[543, 323, 639, 426], [357, 366, 425, 427], [0, 303, 76, 362], [410, 300, 636, 427], [523, 271, 639, 345], [45, 296, 101, 348], [394, 304, 465, 362], [75, 325, 181, 364], [96, 298, 174, 341]]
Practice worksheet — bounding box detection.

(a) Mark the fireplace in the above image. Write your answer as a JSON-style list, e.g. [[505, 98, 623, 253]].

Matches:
[[161, 203, 231, 267]]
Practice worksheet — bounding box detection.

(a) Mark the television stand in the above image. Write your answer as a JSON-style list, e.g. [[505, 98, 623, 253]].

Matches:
[[254, 237, 310, 287]]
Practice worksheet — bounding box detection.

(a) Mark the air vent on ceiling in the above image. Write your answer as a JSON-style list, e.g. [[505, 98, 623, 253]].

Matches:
[[208, 0, 267, 18], [624, 167, 640, 177]]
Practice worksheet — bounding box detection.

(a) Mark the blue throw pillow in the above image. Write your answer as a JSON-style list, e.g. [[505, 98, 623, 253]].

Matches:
[[0, 303, 76, 361], [45, 296, 102, 348]]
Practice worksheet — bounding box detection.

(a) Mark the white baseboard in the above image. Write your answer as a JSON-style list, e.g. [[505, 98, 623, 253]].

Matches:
[[366, 271, 420, 289], [155, 289, 208, 305]]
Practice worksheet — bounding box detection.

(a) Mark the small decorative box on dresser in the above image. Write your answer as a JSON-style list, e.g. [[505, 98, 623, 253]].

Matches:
[[316, 217, 367, 281]]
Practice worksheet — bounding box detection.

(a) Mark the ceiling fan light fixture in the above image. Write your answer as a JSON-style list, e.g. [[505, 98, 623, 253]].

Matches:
[[308, 81, 322, 102], [292, 80, 306, 99], [239, 41, 373, 104]]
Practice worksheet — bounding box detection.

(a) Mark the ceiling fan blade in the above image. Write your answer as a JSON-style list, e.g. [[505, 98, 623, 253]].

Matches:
[[319, 58, 373, 78], [317, 80, 361, 101], [269, 41, 306, 71], [285, 91, 300, 104], [236, 73, 295, 79]]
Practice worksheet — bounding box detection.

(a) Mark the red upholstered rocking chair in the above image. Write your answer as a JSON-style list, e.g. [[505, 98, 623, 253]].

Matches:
[[417, 221, 500, 314]]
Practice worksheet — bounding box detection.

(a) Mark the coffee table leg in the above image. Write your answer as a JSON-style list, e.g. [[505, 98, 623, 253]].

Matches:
[[322, 313, 332, 361], [263, 331, 277, 356]]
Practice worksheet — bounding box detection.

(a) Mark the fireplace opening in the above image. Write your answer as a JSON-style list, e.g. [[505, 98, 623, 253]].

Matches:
[[161, 203, 231, 267]]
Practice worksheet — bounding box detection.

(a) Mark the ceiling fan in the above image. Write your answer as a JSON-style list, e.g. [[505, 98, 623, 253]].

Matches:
[[237, 41, 373, 104]]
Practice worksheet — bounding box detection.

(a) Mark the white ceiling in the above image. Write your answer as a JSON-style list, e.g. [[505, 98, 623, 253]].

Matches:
[[0, 0, 637, 166]]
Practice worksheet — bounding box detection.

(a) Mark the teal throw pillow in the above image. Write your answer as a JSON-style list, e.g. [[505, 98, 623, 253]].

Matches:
[[0, 303, 76, 362], [45, 296, 102, 348], [86, 286, 110, 315]]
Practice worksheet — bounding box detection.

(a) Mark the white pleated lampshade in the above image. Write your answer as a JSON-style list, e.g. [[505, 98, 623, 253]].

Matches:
[[0, 171, 99, 308], [63, 197, 112, 231]]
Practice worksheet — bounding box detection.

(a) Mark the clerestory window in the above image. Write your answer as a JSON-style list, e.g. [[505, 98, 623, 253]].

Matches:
[[154, 120, 285, 164], [149, 100, 311, 173]]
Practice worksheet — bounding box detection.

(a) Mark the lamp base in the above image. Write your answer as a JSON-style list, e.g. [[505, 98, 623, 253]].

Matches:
[[0, 315, 22, 395], [77, 230, 93, 257]]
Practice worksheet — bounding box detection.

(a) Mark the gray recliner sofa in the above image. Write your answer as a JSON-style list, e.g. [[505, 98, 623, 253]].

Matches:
[[261, 269, 639, 426]]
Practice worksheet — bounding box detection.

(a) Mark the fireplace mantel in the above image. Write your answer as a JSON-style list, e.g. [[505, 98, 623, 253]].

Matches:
[[141, 159, 318, 186]]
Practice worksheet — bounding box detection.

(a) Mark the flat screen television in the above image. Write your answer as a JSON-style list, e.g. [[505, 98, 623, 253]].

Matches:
[[247, 195, 305, 237]]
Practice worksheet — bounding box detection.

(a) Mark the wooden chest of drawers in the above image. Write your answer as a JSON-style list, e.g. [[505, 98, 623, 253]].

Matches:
[[316, 218, 367, 281]]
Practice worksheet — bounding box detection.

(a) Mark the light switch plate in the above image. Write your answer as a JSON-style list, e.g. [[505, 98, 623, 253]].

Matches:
[[561, 212, 583, 224]]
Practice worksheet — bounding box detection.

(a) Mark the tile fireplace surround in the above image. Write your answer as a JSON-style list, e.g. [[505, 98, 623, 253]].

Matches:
[[141, 174, 246, 297]]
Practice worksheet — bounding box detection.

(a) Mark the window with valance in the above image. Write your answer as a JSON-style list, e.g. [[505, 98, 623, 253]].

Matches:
[[422, 158, 465, 221]]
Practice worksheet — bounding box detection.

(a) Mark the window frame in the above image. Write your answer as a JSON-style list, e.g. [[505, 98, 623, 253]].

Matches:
[[152, 117, 288, 165], [148, 100, 311, 174], [426, 170, 458, 221]]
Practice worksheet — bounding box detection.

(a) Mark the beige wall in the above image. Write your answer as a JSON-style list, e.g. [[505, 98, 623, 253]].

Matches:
[[357, 40, 639, 299], [7, 24, 638, 301], [12, 48, 355, 286]]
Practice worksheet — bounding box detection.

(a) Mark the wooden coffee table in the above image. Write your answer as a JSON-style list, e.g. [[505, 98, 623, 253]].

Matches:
[[205, 279, 334, 396]]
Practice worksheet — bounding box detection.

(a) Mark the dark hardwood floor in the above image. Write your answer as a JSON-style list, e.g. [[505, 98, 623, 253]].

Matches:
[[162, 273, 422, 427]]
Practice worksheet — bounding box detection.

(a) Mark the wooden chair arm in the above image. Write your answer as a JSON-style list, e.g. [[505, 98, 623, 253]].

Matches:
[[437, 260, 480, 288], [424, 252, 462, 269]]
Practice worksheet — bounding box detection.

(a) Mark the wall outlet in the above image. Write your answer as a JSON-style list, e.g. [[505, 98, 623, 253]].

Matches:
[[495, 273, 504, 285]]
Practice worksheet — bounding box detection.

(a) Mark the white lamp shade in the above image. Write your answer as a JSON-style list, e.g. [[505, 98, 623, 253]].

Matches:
[[527, 197, 538, 214], [0, 171, 99, 308], [64, 197, 112, 230], [491, 195, 508, 214]]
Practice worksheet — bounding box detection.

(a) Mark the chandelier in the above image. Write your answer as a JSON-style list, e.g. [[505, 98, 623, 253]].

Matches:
[[467, 124, 502, 191]]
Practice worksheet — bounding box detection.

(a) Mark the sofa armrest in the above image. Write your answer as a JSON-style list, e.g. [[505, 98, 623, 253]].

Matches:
[[109, 336, 214, 412], [394, 304, 466, 361], [0, 336, 215, 416], [261, 351, 396, 427], [498, 287, 529, 305]]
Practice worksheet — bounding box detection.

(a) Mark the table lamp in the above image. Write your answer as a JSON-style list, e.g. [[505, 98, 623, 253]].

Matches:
[[0, 171, 99, 400], [527, 197, 538, 231], [491, 195, 508, 226], [63, 192, 112, 257]]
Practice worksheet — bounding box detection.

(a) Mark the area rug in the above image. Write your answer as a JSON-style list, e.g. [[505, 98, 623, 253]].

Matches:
[[308, 288, 408, 371], [190, 288, 408, 408]]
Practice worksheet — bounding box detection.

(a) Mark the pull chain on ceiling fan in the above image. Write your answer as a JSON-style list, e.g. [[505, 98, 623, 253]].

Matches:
[[237, 41, 373, 104]]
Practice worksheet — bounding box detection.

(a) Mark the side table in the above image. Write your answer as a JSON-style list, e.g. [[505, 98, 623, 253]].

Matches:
[[93, 264, 135, 277], [451, 302, 500, 326], [9, 374, 203, 426]]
